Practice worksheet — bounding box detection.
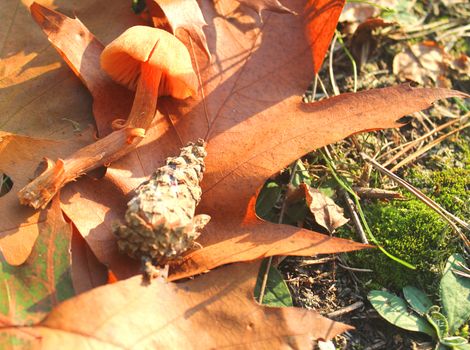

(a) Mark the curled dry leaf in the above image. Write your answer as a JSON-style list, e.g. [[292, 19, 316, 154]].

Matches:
[[146, 0, 211, 58], [29, 2, 141, 137], [350, 18, 392, 67], [393, 41, 450, 87], [0, 197, 74, 326], [0, 261, 352, 348], [28, 1, 467, 281], [300, 183, 349, 234]]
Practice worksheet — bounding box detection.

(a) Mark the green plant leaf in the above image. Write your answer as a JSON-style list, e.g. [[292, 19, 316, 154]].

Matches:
[[403, 286, 433, 316], [0, 199, 75, 326], [440, 336, 468, 347], [255, 181, 281, 220], [292, 160, 311, 187], [255, 260, 293, 307], [440, 254, 470, 334], [453, 344, 470, 350], [426, 306, 449, 340], [368, 290, 435, 337]]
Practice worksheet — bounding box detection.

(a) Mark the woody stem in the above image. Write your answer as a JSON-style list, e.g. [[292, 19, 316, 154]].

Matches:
[[18, 63, 162, 209]]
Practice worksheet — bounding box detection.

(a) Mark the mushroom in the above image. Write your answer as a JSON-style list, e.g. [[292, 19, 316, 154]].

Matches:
[[19, 26, 198, 209], [101, 25, 198, 131]]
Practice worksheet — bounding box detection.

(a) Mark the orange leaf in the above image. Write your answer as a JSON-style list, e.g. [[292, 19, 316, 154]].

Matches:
[[70, 227, 108, 294], [146, 0, 211, 58], [0, 132, 92, 265], [26, 1, 466, 283], [0, 261, 352, 347], [304, 0, 345, 73], [236, 0, 297, 18]]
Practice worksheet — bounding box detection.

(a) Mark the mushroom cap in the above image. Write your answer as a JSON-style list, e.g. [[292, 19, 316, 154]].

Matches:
[[101, 26, 197, 99]]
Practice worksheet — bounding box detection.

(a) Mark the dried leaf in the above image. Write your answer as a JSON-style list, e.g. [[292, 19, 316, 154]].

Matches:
[[1, 261, 352, 348], [450, 54, 470, 76], [304, 0, 345, 73], [0, 132, 92, 265], [146, 0, 210, 58], [0, 1, 92, 139], [0, 198, 74, 326], [350, 18, 392, 66], [29, 2, 141, 137], [393, 41, 450, 87], [70, 228, 108, 295], [236, 0, 297, 18], [301, 183, 349, 233], [28, 1, 467, 281], [339, 2, 380, 23]]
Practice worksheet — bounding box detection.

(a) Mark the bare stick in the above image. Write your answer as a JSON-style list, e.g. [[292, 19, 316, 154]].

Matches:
[[390, 123, 469, 171], [327, 301, 364, 318], [342, 190, 369, 244]]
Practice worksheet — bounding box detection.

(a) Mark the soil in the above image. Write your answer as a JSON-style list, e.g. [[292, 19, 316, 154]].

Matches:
[[274, 2, 470, 348], [279, 256, 434, 350]]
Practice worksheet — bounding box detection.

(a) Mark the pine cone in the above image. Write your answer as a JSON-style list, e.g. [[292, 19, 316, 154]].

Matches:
[[113, 139, 210, 269]]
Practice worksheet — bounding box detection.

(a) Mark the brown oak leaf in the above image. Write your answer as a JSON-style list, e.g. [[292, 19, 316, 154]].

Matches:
[[301, 183, 349, 233], [0, 261, 352, 348], [27, 1, 466, 282]]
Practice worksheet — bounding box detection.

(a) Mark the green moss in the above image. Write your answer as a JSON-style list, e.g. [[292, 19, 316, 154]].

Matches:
[[408, 167, 470, 221], [346, 199, 459, 294], [343, 158, 469, 295]]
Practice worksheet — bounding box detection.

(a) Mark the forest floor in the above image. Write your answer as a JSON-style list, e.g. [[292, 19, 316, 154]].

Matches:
[[262, 1, 470, 349]]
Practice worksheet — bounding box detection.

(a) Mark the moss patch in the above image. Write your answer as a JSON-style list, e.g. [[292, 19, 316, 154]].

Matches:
[[346, 199, 456, 294], [344, 165, 468, 295], [409, 167, 470, 221]]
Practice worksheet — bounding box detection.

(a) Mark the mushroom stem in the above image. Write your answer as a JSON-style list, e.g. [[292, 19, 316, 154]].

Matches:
[[18, 63, 163, 209], [127, 62, 162, 129]]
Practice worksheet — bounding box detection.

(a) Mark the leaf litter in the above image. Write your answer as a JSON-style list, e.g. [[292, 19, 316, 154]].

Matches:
[[0, 0, 468, 347], [1, 261, 352, 348], [28, 1, 465, 281]]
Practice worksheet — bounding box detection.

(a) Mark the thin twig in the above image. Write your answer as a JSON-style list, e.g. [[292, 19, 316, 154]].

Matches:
[[353, 187, 402, 200], [337, 262, 373, 273], [342, 190, 369, 244], [390, 123, 469, 171], [299, 256, 336, 266], [327, 301, 364, 318], [379, 117, 464, 165]]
